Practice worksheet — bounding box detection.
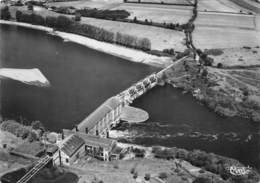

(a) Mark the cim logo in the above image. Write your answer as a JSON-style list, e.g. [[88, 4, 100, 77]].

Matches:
[[226, 165, 252, 176]]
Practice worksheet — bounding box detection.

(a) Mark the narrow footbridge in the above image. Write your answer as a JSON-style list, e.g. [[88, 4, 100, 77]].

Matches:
[[117, 72, 158, 104], [117, 56, 188, 104], [17, 155, 52, 183]]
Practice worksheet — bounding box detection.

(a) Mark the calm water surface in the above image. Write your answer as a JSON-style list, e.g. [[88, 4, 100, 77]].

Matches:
[[0, 24, 259, 170]]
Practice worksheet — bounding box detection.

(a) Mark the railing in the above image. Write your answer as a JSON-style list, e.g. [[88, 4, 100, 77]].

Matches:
[[17, 155, 52, 183]]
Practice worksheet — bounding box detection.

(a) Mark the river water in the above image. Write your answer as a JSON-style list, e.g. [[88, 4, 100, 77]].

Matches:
[[0, 24, 259, 170]]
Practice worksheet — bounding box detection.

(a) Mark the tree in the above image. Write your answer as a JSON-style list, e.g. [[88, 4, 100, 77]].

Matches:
[[133, 16, 137, 22], [27, 3, 34, 11], [133, 172, 138, 179], [0, 6, 11, 20], [217, 63, 223, 68], [137, 38, 151, 51], [159, 172, 168, 179], [144, 173, 151, 181], [75, 12, 81, 22], [31, 121, 44, 130], [31, 14, 45, 25], [46, 16, 57, 27], [16, 10, 23, 22], [56, 15, 73, 30]]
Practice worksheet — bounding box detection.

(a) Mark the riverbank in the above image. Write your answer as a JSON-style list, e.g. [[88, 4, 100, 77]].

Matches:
[[163, 57, 260, 122], [0, 20, 172, 68]]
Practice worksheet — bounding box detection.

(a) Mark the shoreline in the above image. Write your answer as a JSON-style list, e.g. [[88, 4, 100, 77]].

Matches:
[[0, 20, 173, 68]]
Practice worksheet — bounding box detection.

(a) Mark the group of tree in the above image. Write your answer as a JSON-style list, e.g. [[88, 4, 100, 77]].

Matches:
[[0, 120, 40, 142], [151, 146, 260, 182], [116, 32, 151, 51], [0, 6, 11, 20], [16, 11, 45, 25], [196, 49, 214, 66], [15, 11, 151, 51], [51, 6, 76, 15], [51, 6, 130, 20], [76, 8, 130, 20]]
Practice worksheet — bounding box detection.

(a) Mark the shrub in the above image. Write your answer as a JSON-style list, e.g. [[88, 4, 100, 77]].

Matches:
[[204, 49, 223, 56], [163, 48, 175, 55], [113, 163, 119, 169], [144, 173, 150, 181], [176, 148, 189, 160], [27, 132, 38, 142], [0, 6, 11, 20], [153, 148, 175, 160], [159, 172, 168, 179], [133, 172, 138, 179], [31, 121, 44, 130], [132, 148, 145, 158], [130, 167, 135, 174], [217, 63, 223, 68], [46, 16, 57, 27]]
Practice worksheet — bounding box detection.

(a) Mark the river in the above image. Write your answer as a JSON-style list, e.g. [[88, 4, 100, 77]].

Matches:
[[0, 24, 259, 170]]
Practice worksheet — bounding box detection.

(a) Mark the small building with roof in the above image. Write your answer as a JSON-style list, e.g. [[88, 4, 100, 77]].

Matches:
[[75, 96, 123, 138], [57, 134, 85, 166], [62, 129, 117, 161]]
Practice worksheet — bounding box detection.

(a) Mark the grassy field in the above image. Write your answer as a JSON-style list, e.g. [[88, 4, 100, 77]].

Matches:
[[195, 12, 255, 29], [78, 17, 187, 51], [193, 26, 260, 49], [47, 1, 193, 24], [126, 0, 193, 4], [70, 157, 218, 183], [0, 130, 24, 149], [47, 0, 122, 9], [112, 3, 193, 24], [197, 0, 251, 13], [209, 47, 260, 67]]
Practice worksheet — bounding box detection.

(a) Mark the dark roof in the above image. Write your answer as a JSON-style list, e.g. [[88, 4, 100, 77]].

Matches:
[[77, 96, 121, 131], [62, 129, 116, 150], [60, 135, 85, 157], [46, 144, 59, 154], [77, 133, 116, 150]]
